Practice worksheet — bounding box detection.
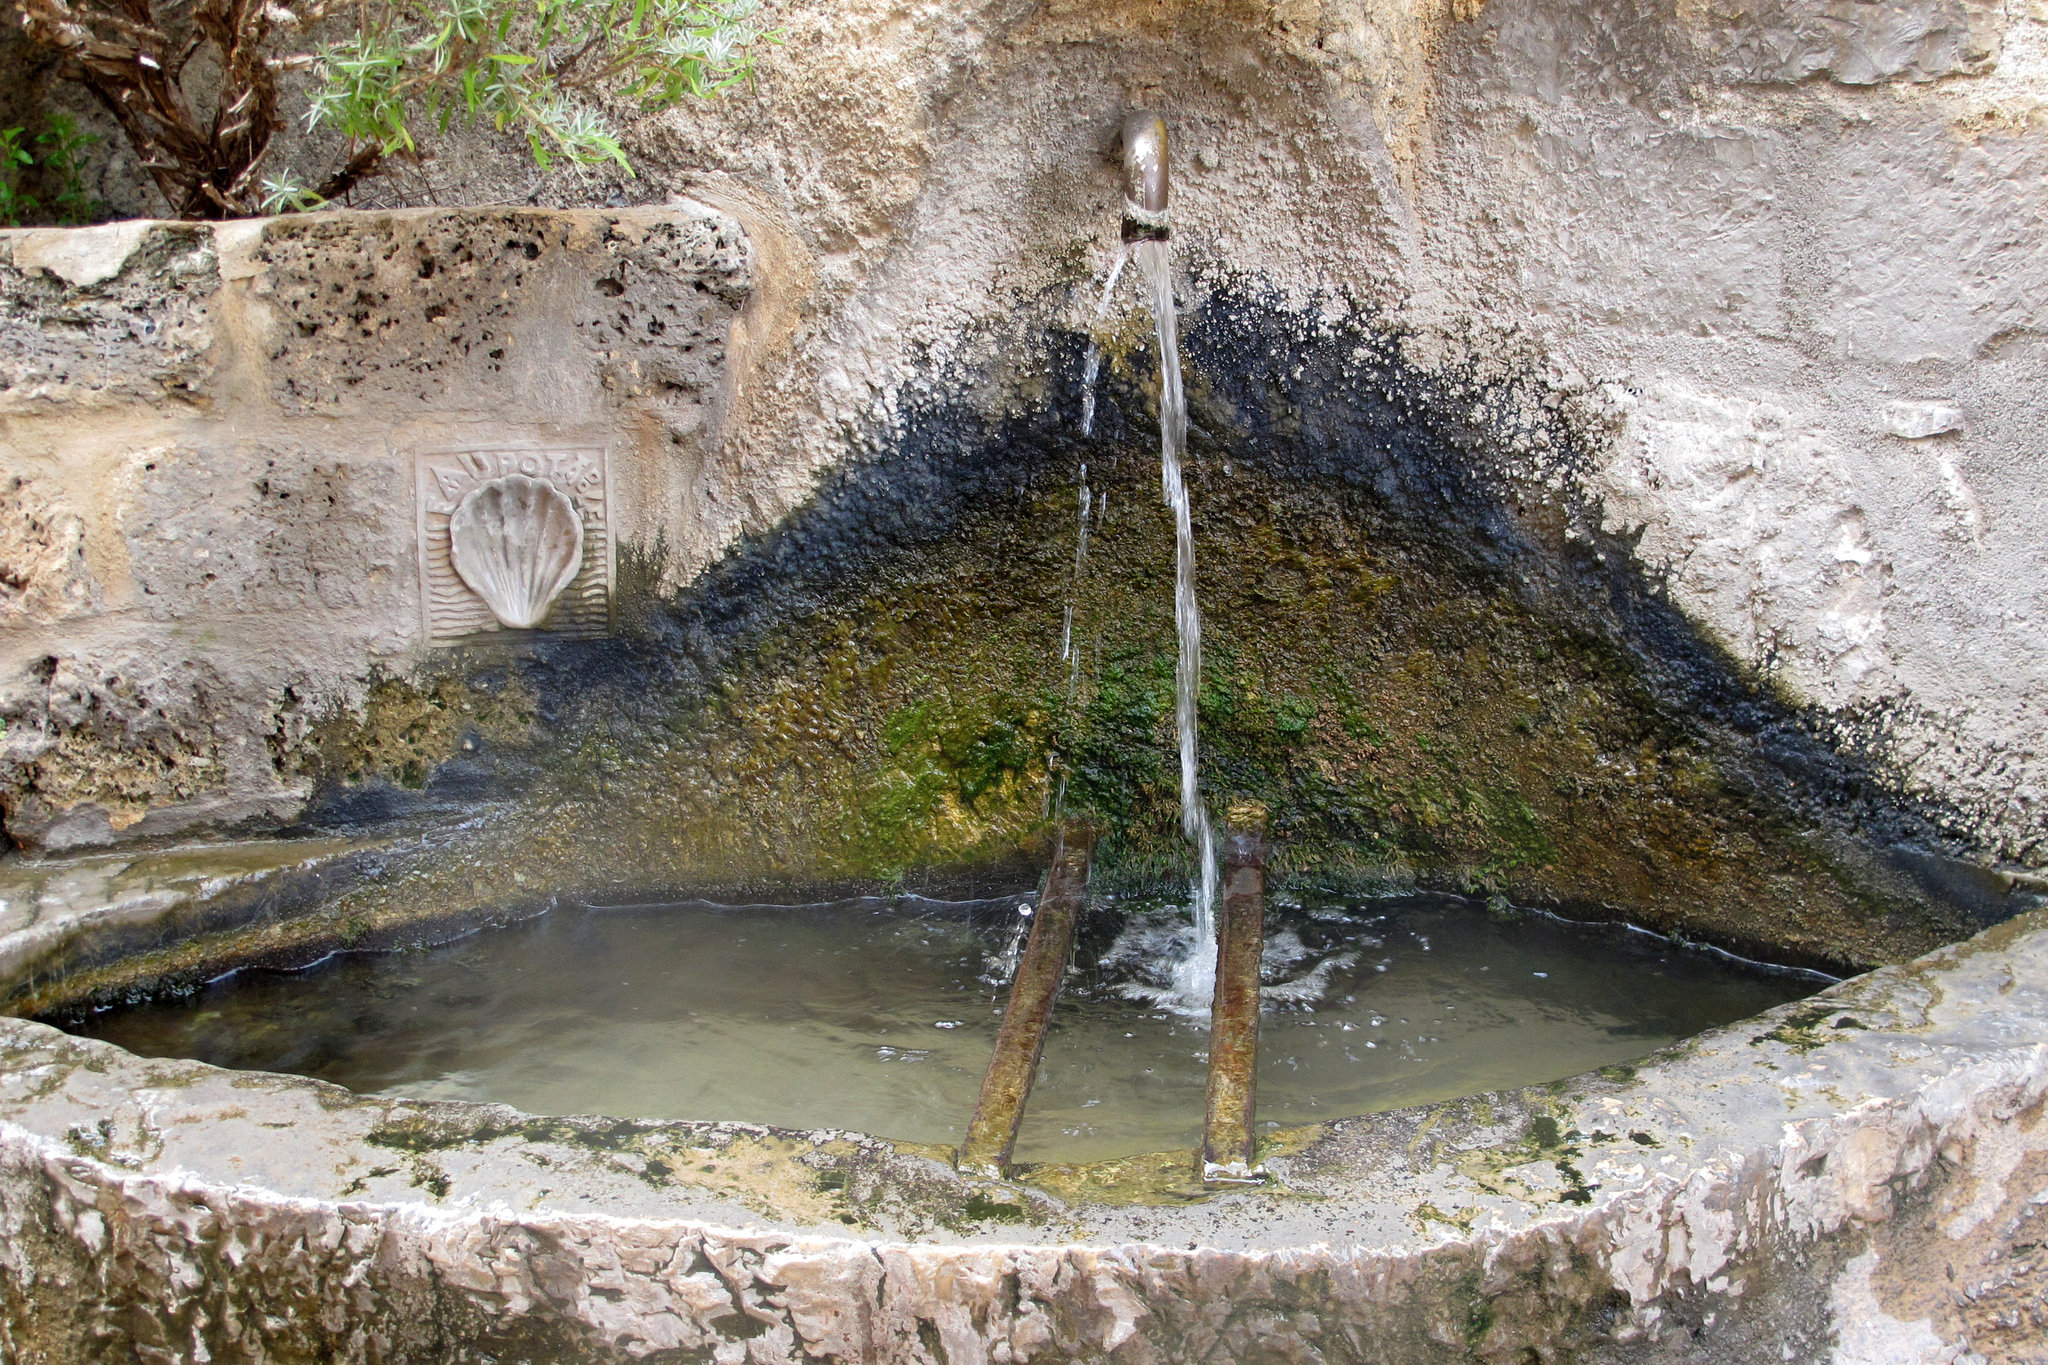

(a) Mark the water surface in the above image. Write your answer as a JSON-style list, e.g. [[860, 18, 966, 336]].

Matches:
[[59, 892, 1821, 1163]]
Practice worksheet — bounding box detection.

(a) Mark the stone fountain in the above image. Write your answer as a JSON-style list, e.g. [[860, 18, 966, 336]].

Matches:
[[3, 0, 2048, 1358]]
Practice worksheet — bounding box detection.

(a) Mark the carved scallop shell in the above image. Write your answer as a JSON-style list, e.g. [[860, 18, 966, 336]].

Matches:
[[448, 475, 585, 630]]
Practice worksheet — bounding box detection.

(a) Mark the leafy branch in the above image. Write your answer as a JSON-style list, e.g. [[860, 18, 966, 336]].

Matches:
[[14, 0, 775, 220], [295, 0, 773, 204]]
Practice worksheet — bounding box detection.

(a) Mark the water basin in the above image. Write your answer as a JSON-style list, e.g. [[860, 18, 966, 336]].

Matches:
[[53, 891, 1822, 1164]]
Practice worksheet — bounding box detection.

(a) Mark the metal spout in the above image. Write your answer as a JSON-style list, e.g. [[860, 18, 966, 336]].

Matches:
[[1119, 110, 1170, 242]]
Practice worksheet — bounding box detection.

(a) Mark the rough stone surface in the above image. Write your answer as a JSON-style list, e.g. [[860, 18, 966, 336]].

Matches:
[[8, 0, 2048, 869], [0, 206, 750, 850], [0, 223, 218, 412], [246, 210, 745, 417]]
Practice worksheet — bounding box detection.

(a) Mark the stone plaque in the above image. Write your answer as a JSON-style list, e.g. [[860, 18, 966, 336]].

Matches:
[[415, 447, 612, 643]]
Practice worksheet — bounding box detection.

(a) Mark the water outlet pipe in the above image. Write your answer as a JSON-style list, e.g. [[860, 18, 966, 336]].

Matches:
[[1202, 802, 1269, 1182], [957, 819, 1098, 1179], [1119, 109, 1170, 242]]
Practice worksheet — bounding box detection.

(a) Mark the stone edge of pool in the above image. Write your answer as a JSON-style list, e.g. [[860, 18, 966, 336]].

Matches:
[[0, 859, 2041, 1361]]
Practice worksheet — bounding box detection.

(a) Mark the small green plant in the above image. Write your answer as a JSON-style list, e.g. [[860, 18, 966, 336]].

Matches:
[[0, 117, 102, 227], [37, 114, 105, 225], [258, 171, 328, 217], [0, 128, 36, 227]]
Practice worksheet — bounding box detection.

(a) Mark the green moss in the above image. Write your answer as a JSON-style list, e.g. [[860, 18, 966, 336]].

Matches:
[[847, 696, 1057, 876], [302, 672, 535, 789], [960, 1192, 1028, 1224], [1751, 1005, 1856, 1053], [1462, 1278, 1497, 1347], [1411, 1201, 1476, 1233], [366, 1116, 471, 1153], [1554, 1156, 1596, 1205], [190, 412, 1968, 981], [10, 729, 221, 828]]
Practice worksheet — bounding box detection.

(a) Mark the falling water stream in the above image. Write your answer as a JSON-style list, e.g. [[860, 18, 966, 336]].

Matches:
[[1135, 235, 1222, 1010], [1077, 249, 1126, 440], [1078, 113, 1222, 1013]]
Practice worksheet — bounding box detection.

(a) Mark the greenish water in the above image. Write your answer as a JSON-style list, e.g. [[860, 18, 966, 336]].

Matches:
[[60, 892, 1822, 1163]]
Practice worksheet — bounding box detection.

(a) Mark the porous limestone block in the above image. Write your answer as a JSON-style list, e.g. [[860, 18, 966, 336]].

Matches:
[[0, 205, 752, 852], [241, 207, 748, 421], [0, 221, 220, 413]]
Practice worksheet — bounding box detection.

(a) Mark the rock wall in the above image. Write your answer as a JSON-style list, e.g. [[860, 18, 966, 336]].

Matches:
[[590, 0, 2047, 872], [1413, 0, 2048, 871], [4, 0, 2046, 875], [0, 206, 751, 850]]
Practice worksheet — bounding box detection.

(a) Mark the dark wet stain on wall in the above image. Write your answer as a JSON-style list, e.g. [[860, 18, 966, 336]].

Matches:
[[296, 281, 2012, 976]]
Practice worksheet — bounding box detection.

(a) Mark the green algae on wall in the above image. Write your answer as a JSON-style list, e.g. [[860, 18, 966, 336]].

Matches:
[[534, 495, 1073, 885], [7, 728, 224, 832], [22, 297, 1993, 1017], [295, 672, 537, 790], [341, 416, 1961, 975], [460, 295, 1968, 972]]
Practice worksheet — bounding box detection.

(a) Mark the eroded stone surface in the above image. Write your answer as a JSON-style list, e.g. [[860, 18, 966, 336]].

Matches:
[[7, 1, 2048, 877], [0, 205, 749, 850], [0, 222, 218, 413], [245, 209, 746, 416], [560, 0, 2046, 875], [0, 472, 96, 624], [1698, 0, 2004, 85]]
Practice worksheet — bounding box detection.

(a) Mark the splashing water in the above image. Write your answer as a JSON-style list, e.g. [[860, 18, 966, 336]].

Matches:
[[1134, 236, 1220, 1011], [1099, 900, 1358, 1010]]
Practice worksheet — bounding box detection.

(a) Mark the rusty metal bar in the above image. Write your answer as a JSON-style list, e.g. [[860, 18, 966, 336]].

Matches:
[[1202, 801, 1269, 1182], [957, 819, 1097, 1179]]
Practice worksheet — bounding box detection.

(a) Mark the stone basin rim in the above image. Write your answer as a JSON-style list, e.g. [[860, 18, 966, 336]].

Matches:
[[1, 896, 2040, 1251], [0, 906, 2041, 1361]]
